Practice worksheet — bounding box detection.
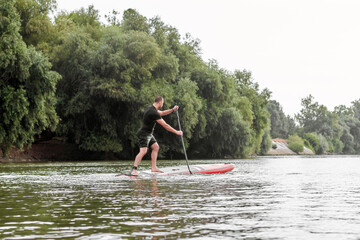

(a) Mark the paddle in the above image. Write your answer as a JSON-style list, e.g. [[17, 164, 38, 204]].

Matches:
[[175, 109, 192, 175]]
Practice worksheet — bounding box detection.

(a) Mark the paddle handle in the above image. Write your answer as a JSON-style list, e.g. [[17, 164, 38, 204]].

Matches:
[[176, 110, 192, 174]]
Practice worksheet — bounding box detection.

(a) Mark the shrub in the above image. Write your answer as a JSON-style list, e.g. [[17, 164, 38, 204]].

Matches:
[[332, 139, 343, 154], [304, 132, 319, 153], [314, 133, 329, 154], [303, 139, 315, 153], [288, 135, 304, 153]]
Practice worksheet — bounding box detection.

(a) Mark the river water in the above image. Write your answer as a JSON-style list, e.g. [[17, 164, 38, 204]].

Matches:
[[1, 156, 360, 239]]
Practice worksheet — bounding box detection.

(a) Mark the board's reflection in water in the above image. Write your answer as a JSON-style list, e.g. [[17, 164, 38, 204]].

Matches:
[[130, 177, 167, 239]]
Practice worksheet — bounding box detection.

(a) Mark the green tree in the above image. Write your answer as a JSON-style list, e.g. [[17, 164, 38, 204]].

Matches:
[[296, 95, 343, 153], [287, 115, 298, 136], [260, 126, 272, 155], [352, 99, 360, 121], [52, 14, 195, 158], [14, 0, 56, 50], [105, 10, 121, 26], [350, 100, 360, 152], [53, 5, 102, 42], [121, 8, 149, 33], [335, 104, 360, 154], [267, 100, 289, 139], [314, 133, 329, 154], [66, 5, 102, 39], [158, 78, 203, 158], [303, 132, 320, 154], [48, 7, 276, 159], [52, 29, 98, 148], [211, 107, 253, 157], [339, 120, 355, 154], [0, 0, 60, 156], [235, 69, 271, 154], [188, 62, 255, 158]]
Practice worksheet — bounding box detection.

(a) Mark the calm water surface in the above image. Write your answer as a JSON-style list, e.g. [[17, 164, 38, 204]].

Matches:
[[1, 156, 360, 239]]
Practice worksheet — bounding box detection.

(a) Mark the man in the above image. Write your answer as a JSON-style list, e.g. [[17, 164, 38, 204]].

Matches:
[[131, 96, 183, 176]]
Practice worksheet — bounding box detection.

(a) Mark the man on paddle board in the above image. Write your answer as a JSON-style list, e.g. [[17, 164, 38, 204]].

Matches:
[[131, 96, 183, 176]]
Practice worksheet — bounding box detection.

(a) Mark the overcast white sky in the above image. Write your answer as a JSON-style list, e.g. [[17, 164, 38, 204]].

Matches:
[[55, 0, 360, 116]]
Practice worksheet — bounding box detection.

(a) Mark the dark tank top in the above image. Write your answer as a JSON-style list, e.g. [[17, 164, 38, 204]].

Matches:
[[138, 106, 162, 134]]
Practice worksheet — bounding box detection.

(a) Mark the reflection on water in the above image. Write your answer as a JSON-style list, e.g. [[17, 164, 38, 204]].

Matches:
[[1, 156, 360, 239]]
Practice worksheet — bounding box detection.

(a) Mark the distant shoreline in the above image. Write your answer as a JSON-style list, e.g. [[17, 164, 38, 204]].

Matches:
[[0, 139, 119, 163], [1, 138, 316, 163], [267, 138, 314, 156]]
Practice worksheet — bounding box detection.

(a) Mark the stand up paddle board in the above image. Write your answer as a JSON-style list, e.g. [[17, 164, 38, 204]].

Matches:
[[116, 163, 235, 177]]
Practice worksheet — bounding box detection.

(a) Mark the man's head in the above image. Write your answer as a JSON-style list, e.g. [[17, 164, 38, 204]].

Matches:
[[154, 96, 164, 109]]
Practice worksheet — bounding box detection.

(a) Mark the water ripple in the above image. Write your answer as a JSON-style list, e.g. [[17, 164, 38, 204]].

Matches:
[[1, 157, 360, 239]]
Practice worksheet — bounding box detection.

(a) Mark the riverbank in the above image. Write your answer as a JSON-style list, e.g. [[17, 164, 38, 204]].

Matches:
[[0, 139, 118, 163], [1, 138, 314, 163], [267, 138, 314, 155]]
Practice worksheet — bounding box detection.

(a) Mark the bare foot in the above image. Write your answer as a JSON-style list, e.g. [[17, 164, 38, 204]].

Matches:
[[151, 168, 164, 173], [131, 169, 139, 176]]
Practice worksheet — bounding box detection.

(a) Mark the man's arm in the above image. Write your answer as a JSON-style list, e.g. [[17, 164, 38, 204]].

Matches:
[[158, 105, 179, 116], [156, 119, 183, 136]]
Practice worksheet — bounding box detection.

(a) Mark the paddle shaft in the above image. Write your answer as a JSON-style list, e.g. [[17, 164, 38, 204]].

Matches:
[[176, 110, 192, 174]]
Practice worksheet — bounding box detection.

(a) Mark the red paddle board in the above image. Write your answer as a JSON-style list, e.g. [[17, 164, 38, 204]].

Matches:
[[116, 163, 235, 177]]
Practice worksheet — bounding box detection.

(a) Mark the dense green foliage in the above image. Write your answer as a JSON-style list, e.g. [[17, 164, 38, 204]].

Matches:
[[38, 6, 271, 159], [287, 135, 304, 153], [295, 95, 360, 154], [14, 0, 56, 48], [2, 1, 360, 158], [0, 0, 60, 156], [334, 102, 360, 154], [267, 100, 297, 139], [267, 94, 360, 155], [303, 133, 319, 154]]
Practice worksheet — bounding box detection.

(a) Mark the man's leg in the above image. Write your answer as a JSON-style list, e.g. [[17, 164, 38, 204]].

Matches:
[[131, 147, 148, 175], [150, 142, 163, 172]]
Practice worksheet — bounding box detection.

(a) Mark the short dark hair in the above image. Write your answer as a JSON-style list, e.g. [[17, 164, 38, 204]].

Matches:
[[154, 96, 163, 103]]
